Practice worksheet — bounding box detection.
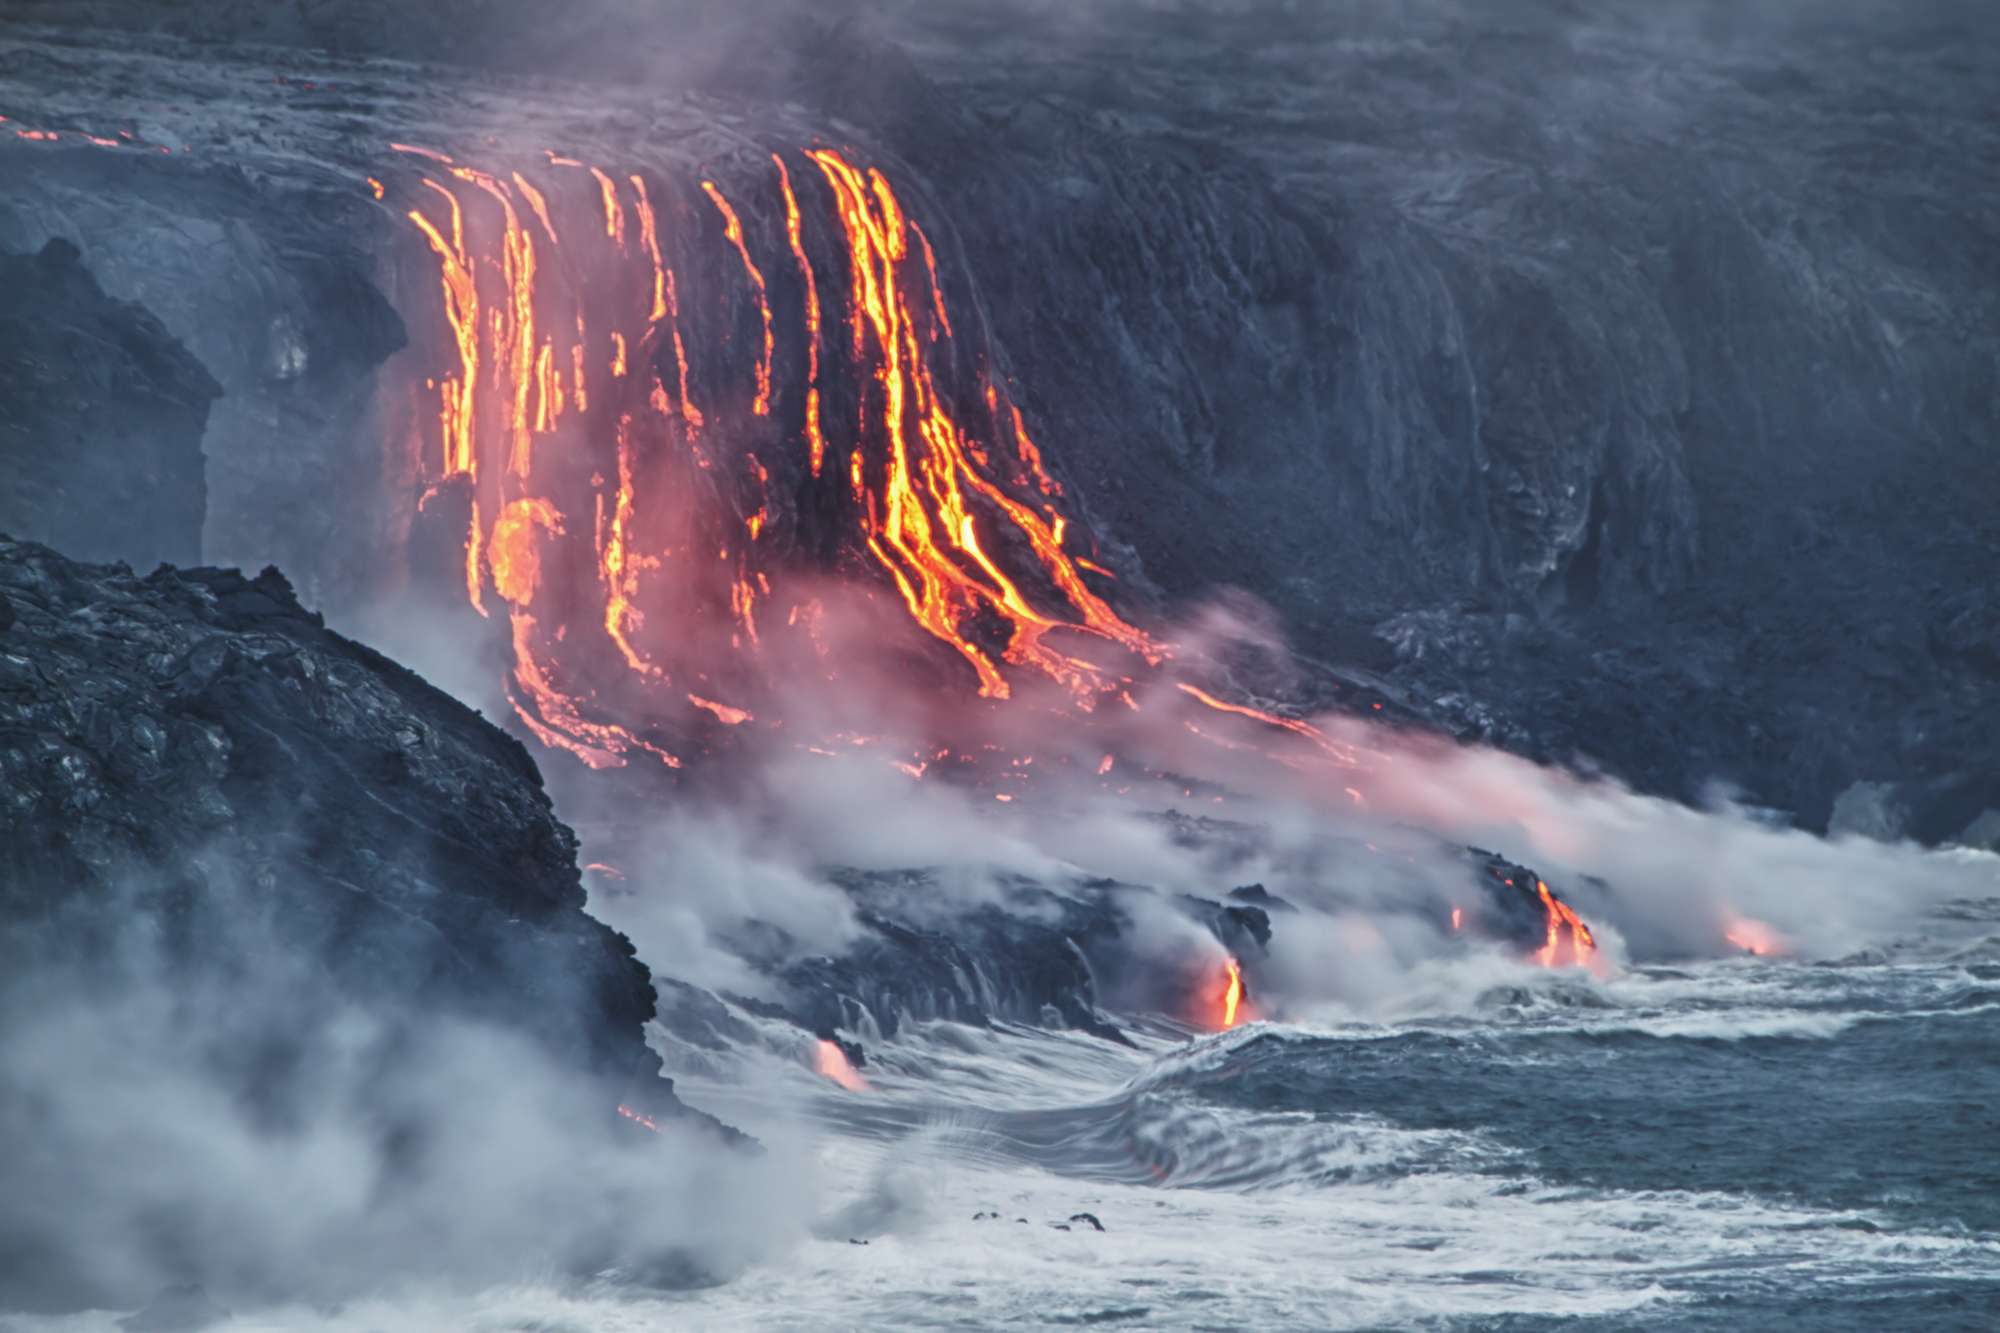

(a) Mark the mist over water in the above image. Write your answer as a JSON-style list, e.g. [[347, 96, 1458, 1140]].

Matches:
[[301, 578, 2000, 1331]]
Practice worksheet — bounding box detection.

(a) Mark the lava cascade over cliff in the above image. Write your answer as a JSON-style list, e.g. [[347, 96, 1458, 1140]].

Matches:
[[389, 142, 1162, 770], [379, 136, 1601, 974]]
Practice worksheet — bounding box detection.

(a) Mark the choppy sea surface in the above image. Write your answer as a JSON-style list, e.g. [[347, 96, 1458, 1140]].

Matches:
[[20, 939, 2000, 1331], [658, 949, 2000, 1331]]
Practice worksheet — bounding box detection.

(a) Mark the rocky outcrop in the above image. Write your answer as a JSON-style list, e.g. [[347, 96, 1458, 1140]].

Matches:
[[668, 842, 1572, 1062], [0, 535, 689, 1099], [0, 537, 729, 1308], [0, 238, 217, 569], [0, 135, 405, 608]]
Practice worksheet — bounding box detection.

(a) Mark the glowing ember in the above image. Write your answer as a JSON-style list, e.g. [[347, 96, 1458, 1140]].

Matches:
[[616, 1103, 661, 1133], [1451, 906, 1464, 931], [813, 1039, 868, 1091], [701, 180, 775, 416], [688, 695, 753, 726], [773, 152, 826, 475], [1175, 683, 1364, 767]]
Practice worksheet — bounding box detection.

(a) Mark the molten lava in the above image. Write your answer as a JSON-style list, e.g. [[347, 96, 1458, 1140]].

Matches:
[[813, 1039, 869, 1092], [1219, 956, 1246, 1028], [1724, 916, 1783, 957], [390, 143, 1173, 761], [1534, 880, 1597, 968], [616, 1102, 661, 1133], [382, 138, 1612, 983]]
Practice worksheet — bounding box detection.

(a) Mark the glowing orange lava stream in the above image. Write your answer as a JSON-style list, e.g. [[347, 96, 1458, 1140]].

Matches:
[[814, 1039, 869, 1091], [383, 138, 1605, 973], [1535, 880, 1597, 968], [394, 141, 1168, 760]]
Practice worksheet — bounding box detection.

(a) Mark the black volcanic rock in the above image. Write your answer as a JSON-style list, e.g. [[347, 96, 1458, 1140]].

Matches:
[[787, 0, 2000, 830], [0, 238, 217, 569], [0, 536, 685, 1101], [761, 870, 1136, 1046], [0, 537, 732, 1308], [0, 146, 405, 609]]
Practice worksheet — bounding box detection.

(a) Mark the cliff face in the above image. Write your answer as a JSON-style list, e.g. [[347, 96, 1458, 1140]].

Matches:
[[772, 0, 2000, 828], [0, 133, 405, 608], [2, 0, 1993, 831], [0, 237, 217, 569], [0, 537, 727, 1310], [0, 536, 676, 1093]]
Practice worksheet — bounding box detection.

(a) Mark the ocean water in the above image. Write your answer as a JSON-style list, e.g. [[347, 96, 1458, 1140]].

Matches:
[[650, 951, 2000, 1331], [17, 944, 1998, 1331]]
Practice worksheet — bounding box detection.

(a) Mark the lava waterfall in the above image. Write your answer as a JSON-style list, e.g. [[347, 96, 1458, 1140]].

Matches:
[[385, 142, 1165, 773]]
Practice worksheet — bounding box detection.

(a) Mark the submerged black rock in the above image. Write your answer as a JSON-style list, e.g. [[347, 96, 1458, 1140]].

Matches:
[[697, 837, 1574, 1057], [756, 870, 1136, 1047], [0, 238, 217, 569]]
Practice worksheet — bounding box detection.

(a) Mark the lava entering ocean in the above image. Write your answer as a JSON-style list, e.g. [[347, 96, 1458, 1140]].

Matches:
[[380, 138, 1602, 976], [1535, 879, 1598, 969], [1218, 956, 1247, 1029]]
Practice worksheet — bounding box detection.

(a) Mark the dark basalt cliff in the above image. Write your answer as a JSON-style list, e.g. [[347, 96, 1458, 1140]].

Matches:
[[0, 536, 732, 1306], [0, 535, 685, 1104], [0, 138, 405, 608], [0, 237, 217, 569]]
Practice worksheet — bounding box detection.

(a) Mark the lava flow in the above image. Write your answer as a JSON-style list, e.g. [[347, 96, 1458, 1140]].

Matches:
[[1221, 956, 1245, 1027], [1208, 955, 1250, 1030], [389, 142, 1167, 772], [381, 137, 1605, 973], [1535, 880, 1597, 968], [1724, 916, 1784, 957]]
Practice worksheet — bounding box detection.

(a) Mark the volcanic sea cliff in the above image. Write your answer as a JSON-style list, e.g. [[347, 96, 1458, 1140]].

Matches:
[[1, 0, 1994, 838], [2, 2, 1998, 1323]]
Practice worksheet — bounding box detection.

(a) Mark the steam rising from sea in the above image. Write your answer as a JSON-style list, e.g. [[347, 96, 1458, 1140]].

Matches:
[[6, 582, 1988, 1327]]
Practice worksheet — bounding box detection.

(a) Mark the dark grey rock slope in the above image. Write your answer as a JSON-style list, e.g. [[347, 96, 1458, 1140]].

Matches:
[[0, 536, 734, 1307], [760, 0, 2000, 832], [0, 535, 687, 1102], [0, 237, 216, 568]]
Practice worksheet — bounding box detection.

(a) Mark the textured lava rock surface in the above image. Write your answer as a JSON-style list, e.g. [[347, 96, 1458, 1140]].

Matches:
[[0, 535, 695, 1115], [0, 237, 216, 568], [667, 841, 1565, 1062]]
